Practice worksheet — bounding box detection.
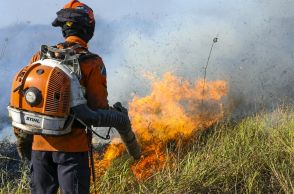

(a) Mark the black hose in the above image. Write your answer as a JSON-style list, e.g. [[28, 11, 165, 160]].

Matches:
[[71, 104, 141, 159], [71, 104, 131, 134]]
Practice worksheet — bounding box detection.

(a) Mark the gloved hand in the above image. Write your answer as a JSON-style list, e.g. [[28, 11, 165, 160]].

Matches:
[[113, 102, 128, 115], [14, 128, 33, 161]]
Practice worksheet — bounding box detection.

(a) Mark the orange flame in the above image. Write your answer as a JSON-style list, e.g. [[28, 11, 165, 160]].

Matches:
[[93, 138, 125, 178], [131, 144, 165, 181], [130, 72, 227, 141], [94, 72, 228, 181]]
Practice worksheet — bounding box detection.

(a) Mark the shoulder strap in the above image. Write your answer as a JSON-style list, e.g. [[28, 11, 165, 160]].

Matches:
[[57, 41, 99, 62], [78, 50, 99, 62], [40, 42, 100, 79]]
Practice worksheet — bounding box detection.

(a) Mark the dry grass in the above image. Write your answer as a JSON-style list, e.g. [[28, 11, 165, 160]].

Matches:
[[95, 107, 294, 194]]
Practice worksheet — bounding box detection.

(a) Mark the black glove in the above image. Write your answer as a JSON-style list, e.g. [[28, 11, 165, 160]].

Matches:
[[113, 102, 128, 115], [14, 129, 33, 161]]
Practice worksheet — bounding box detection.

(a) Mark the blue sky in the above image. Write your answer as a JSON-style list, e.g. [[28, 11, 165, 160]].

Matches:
[[2, 0, 292, 27], [0, 0, 182, 27]]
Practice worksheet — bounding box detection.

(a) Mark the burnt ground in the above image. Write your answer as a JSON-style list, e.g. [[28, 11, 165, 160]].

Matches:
[[0, 140, 28, 186]]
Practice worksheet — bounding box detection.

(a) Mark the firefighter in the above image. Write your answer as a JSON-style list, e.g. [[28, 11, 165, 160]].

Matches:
[[12, 1, 140, 193]]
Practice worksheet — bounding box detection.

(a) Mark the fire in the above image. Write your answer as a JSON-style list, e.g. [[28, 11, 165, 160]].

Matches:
[[93, 139, 125, 178], [103, 138, 124, 161], [94, 72, 228, 181], [131, 144, 165, 181], [129, 72, 227, 142]]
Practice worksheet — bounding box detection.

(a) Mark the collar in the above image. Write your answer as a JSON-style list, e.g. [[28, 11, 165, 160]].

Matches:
[[65, 36, 88, 48]]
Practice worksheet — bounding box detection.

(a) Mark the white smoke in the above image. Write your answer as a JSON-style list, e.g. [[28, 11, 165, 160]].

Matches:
[[106, 1, 294, 118]]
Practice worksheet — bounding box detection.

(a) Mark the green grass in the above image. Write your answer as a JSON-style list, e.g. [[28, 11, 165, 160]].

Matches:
[[95, 107, 294, 194], [0, 164, 30, 194], [1, 107, 294, 193]]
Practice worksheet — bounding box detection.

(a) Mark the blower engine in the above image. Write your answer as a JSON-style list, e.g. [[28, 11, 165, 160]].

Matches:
[[7, 45, 87, 135]]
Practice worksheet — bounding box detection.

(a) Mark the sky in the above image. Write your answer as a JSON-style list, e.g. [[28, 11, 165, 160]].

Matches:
[[0, 0, 209, 27], [1, 0, 292, 27], [1, 0, 294, 138]]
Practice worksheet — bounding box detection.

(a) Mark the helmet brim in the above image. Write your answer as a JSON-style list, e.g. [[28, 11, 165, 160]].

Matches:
[[52, 18, 62, 27]]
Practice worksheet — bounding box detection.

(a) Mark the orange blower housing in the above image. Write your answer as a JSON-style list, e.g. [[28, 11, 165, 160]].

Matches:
[[8, 45, 87, 135], [7, 59, 77, 135], [10, 63, 71, 117]]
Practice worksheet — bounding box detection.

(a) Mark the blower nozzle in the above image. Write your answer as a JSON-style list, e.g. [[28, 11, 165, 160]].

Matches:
[[72, 104, 141, 159]]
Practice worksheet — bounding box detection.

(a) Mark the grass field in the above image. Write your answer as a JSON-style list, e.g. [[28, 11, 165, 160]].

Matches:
[[1, 107, 294, 194]]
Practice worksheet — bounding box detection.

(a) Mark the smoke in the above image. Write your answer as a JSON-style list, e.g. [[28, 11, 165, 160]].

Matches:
[[108, 0, 294, 118], [1, 1, 294, 137]]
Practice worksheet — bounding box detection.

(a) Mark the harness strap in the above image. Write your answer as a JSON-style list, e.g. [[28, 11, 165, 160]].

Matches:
[[87, 129, 97, 194]]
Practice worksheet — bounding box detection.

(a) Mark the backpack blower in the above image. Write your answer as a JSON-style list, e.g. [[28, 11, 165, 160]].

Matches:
[[7, 44, 141, 158]]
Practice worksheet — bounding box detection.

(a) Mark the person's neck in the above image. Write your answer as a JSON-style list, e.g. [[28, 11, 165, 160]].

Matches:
[[65, 36, 88, 48]]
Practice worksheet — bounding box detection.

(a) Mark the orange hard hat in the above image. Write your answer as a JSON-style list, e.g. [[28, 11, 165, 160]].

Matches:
[[63, 0, 94, 24], [52, 0, 94, 26], [52, 0, 95, 42]]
